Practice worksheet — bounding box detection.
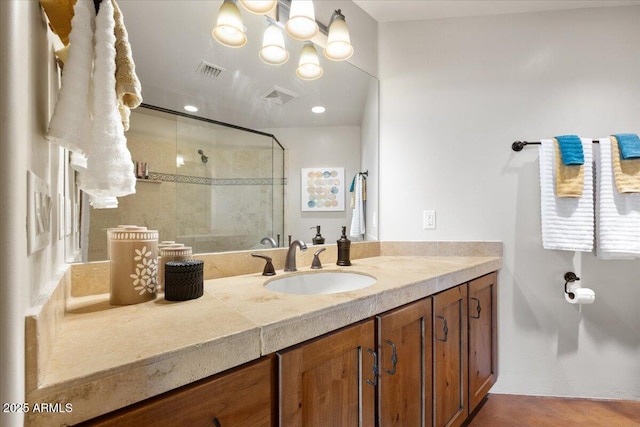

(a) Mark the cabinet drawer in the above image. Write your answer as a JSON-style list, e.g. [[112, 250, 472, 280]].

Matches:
[[77, 356, 275, 427]]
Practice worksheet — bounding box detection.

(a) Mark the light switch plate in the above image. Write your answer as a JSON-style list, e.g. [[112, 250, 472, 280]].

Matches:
[[27, 170, 51, 254]]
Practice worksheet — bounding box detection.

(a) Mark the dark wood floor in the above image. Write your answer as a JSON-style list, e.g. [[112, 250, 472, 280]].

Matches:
[[466, 394, 640, 427]]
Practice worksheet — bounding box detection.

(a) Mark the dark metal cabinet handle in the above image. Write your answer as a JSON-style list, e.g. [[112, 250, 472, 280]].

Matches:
[[212, 417, 221, 427], [435, 315, 449, 342], [384, 340, 398, 375], [366, 348, 379, 386], [470, 297, 482, 319]]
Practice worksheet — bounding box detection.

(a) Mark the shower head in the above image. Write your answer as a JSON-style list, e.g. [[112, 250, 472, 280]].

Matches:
[[197, 149, 208, 164]]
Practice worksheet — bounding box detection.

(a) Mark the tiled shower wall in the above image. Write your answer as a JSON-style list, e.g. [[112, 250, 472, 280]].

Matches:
[[87, 108, 284, 260]]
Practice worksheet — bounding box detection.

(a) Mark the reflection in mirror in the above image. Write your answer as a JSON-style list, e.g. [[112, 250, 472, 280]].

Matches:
[[73, 0, 379, 262], [84, 106, 285, 261]]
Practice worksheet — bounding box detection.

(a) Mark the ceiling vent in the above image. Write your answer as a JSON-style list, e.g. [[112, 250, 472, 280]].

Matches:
[[196, 61, 224, 79], [259, 85, 299, 105]]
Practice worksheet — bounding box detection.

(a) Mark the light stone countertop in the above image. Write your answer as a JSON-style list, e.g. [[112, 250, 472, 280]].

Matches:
[[26, 253, 502, 426]]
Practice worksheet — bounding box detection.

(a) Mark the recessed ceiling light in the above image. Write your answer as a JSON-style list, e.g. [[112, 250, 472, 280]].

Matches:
[[184, 105, 198, 112], [311, 106, 326, 114]]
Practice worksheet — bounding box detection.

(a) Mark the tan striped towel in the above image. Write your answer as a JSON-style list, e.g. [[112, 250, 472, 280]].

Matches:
[[610, 136, 640, 193], [554, 138, 584, 198]]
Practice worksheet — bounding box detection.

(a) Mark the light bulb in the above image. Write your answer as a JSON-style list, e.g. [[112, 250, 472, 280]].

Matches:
[[324, 10, 353, 61], [285, 0, 318, 41], [296, 42, 323, 80], [239, 0, 277, 15], [212, 0, 247, 48], [259, 23, 289, 65]]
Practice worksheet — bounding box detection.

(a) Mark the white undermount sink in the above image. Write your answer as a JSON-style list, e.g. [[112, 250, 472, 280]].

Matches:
[[265, 271, 376, 295]]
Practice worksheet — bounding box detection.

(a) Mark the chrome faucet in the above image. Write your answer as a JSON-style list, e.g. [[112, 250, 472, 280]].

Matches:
[[260, 236, 277, 248], [284, 240, 307, 272]]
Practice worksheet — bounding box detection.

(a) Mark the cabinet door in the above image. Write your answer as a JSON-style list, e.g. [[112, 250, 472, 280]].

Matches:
[[468, 272, 498, 412], [377, 298, 433, 427], [278, 320, 376, 427], [78, 356, 275, 427], [433, 285, 468, 427]]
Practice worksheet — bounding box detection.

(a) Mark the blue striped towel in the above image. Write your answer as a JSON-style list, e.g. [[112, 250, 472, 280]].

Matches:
[[555, 135, 584, 165], [613, 134, 640, 159]]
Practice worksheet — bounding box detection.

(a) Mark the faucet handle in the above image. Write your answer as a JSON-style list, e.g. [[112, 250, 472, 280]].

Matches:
[[251, 253, 276, 276], [311, 248, 326, 269]]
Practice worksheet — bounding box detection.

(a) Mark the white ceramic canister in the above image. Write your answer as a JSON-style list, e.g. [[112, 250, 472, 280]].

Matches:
[[108, 226, 159, 305], [158, 245, 193, 291]]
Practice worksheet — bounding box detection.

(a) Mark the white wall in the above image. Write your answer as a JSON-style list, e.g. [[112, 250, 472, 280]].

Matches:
[[1, 2, 74, 425], [379, 6, 640, 399], [268, 126, 362, 245]]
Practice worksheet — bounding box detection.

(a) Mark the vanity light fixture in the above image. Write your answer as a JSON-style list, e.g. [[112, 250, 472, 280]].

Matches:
[[212, 0, 247, 48], [324, 9, 353, 61], [239, 0, 277, 15], [259, 21, 289, 65], [285, 0, 318, 41], [176, 154, 185, 167], [311, 105, 325, 113], [212, 0, 354, 80], [296, 41, 323, 80], [183, 105, 199, 112]]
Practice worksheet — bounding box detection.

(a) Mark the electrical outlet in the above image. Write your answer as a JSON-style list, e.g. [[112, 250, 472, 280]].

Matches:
[[423, 210, 436, 230]]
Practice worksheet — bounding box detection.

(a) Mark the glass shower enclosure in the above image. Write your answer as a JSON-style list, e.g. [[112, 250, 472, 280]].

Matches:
[[84, 105, 285, 261], [174, 111, 285, 253]]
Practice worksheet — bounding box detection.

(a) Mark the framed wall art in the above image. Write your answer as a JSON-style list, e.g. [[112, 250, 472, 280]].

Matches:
[[301, 167, 345, 212]]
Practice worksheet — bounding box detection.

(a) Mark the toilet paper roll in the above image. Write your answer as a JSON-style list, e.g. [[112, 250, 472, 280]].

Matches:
[[565, 287, 595, 304]]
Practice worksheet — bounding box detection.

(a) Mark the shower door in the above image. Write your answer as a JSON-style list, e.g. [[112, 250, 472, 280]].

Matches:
[[175, 114, 285, 253]]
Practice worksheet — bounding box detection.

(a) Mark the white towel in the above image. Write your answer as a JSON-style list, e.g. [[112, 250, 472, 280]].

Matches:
[[90, 196, 119, 209], [539, 139, 594, 251], [350, 174, 365, 238], [595, 138, 640, 258], [80, 0, 136, 199], [46, 0, 95, 155]]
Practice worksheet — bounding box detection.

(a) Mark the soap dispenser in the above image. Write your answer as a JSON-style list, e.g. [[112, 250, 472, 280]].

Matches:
[[336, 226, 351, 266], [311, 225, 325, 245]]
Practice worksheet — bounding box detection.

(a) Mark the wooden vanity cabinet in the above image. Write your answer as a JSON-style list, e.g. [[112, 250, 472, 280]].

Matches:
[[468, 272, 498, 413], [277, 319, 376, 427], [433, 285, 468, 427], [76, 272, 498, 427], [77, 356, 276, 427], [377, 298, 433, 427]]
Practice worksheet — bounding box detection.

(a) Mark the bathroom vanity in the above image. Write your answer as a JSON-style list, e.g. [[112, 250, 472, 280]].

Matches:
[[25, 241, 501, 426]]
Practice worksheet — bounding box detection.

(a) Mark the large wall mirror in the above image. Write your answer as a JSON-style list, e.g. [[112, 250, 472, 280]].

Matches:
[[76, 0, 378, 262]]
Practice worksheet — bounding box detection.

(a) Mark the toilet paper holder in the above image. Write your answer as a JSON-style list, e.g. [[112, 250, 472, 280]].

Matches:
[[564, 272, 580, 299]]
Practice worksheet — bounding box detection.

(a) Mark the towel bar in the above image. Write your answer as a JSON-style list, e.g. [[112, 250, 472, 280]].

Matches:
[[512, 140, 600, 152]]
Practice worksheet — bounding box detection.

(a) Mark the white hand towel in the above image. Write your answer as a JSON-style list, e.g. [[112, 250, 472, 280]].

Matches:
[[46, 0, 95, 155], [90, 196, 119, 209], [350, 174, 365, 238], [539, 139, 594, 251], [80, 0, 136, 199], [595, 138, 640, 258]]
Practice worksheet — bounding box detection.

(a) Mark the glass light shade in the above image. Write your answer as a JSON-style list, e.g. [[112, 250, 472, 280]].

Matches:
[[239, 0, 277, 15], [259, 24, 289, 65], [212, 0, 247, 48], [285, 0, 318, 40], [324, 14, 353, 61], [296, 42, 323, 80]]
